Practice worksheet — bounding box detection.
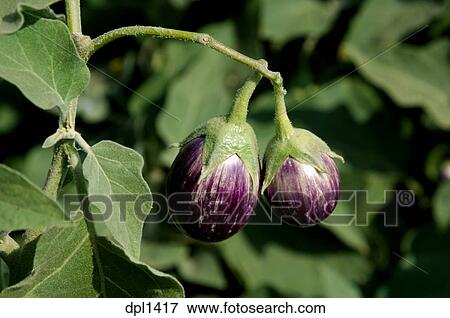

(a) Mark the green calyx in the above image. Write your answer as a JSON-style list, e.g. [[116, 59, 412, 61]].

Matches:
[[261, 128, 344, 194], [179, 117, 260, 193], [173, 68, 265, 193]]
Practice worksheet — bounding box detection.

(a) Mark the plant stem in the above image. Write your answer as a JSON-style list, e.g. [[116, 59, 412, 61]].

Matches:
[[65, 0, 82, 34], [274, 85, 294, 140], [86, 26, 282, 85], [43, 143, 67, 199], [227, 66, 264, 124], [42, 1, 83, 199], [0, 234, 20, 266]]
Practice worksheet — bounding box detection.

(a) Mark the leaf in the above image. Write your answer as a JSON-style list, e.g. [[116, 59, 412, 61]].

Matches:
[[140, 241, 188, 270], [127, 41, 200, 115], [261, 244, 362, 297], [344, 40, 450, 130], [1, 222, 184, 297], [0, 258, 10, 292], [0, 164, 67, 232], [323, 165, 398, 254], [433, 181, 450, 231], [82, 141, 152, 260], [219, 230, 371, 296], [218, 232, 263, 289], [0, 103, 19, 135], [260, 0, 342, 44], [1, 222, 97, 297], [345, 0, 443, 48], [322, 224, 369, 255], [0, 0, 60, 34], [343, 0, 450, 129], [178, 250, 226, 290], [219, 233, 368, 297], [93, 236, 184, 297], [78, 72, 110, 124], [0, 15, 90, 113], [156, 22, 243, 146], [299, 78, 383, 123], [8, 145, 53, 188], [381, 226, 450, 297]]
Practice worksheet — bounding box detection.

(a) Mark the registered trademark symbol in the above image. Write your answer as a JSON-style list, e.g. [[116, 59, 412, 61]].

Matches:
[[397, 190, 415, 207]]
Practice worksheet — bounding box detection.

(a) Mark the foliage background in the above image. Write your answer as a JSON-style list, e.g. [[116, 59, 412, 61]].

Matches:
[[1, 0, 449, 297]]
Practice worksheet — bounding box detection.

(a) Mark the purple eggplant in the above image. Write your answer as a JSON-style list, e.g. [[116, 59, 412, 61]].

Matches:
[[167, 137, 258, 242], [261, 128, 343, 227], [264, 154, 340, 226]]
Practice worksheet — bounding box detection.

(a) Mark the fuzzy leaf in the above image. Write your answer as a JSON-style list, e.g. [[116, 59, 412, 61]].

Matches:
[[343, 0, 450, 129], [0, 15, 90, 113], [433, 181, 450, 231], [82, 141, 152, 261], [1, 222, 184, 297], [260, 0, 342, 44], [0, 164, 67, 232], [1, 222, 96, 297], [0, 0, 61, 34], [93, 237, 184, 297]]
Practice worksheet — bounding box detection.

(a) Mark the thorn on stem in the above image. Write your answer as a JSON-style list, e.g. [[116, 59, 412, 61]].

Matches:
[[199, 33, 211, 45]]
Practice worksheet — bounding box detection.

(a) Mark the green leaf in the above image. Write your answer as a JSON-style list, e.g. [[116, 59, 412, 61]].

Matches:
[[0, 15, 90, 113], [1, 222, 97, 297], [433, 181, 450, 231], [219, 233, 368, 297], [381, 226, 450, 297], [343, 0, 450, 129], [0, 103, 19, 135], [156, 22, 243, 147], [260, 0, 342, 44], [0, 164, 67, 232], [82, 141, 152, 260], [127, 41, 200, 115], [140, 241, 188, 270], [344, 40, 450, 130], [0, 0, 61, 34], [94, 236, 184, 297], [78, 72, 110, 124], [345, 0, 443, 48], [218, 232, 263, 289], [0, 258, 10, 292], [8, 145, 53, 188], [262, 244, 362, 297], [1, 222, 184, 297], [299, 78, 383, 123], [323, 166, 398, 254], [322, 224, 369, 255], [178, 250, 226, 290]]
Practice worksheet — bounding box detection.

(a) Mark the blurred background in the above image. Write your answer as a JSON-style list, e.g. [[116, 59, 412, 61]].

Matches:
[[1, 0, 449, 297]]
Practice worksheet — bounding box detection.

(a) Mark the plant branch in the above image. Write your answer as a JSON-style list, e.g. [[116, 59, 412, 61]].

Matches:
[[86, 26, 282, 85], [42, 1, 83, 201], [43, 143, 67, 199], [65, 0, 82, 34]]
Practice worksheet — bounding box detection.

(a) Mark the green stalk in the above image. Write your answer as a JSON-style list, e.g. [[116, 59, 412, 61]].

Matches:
[[43, 143, 67, 200], [65, 0, 82, 34], [86, 26, 282, 85], [273, 84, 294, 140], [227, 65, 265, 124], [43, 1, 83, 197]]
